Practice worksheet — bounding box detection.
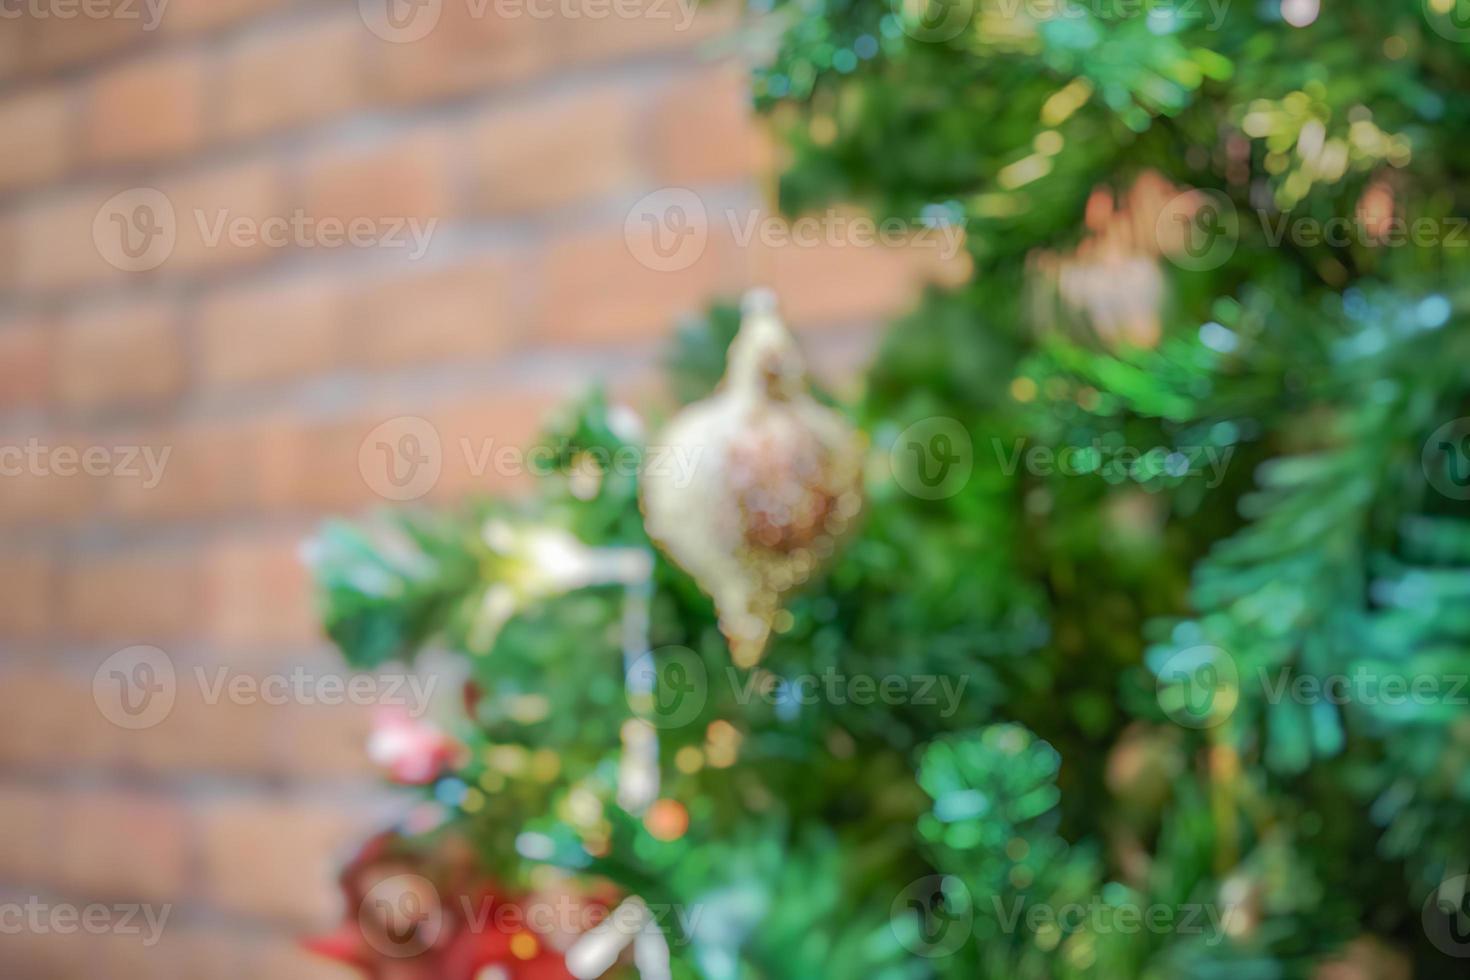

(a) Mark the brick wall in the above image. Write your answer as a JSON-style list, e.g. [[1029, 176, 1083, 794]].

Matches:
[[0, 2, 964, 977]]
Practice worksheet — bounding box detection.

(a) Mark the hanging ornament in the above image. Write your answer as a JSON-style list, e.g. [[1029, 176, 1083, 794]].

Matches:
[[305, 830, 575, 980], [640, 289, 864, 667], [367, 706, 462, 786], [1028, 171, 1194, 350]]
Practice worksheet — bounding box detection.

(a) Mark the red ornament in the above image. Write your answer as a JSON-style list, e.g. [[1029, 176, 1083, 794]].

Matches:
[[304, 832, 576, 980], [367, 706, 461, 786]]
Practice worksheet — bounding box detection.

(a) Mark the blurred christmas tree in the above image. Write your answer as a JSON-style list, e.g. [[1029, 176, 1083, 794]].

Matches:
[[309, 2, 1470, 977]]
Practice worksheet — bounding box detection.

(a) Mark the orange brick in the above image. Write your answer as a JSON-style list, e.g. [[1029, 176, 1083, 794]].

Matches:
[[0, 86, 72, 192], [11, 188, 129, 293], [260, 415, 379, 514], [56, 300, 184, 412], [26, 4, 155, 73], [348, 255, 528, 368], [428, 387, 572, 500], [0, 669, 111, 771], [264, 387, 568, 514], [254, 938, 363, 980], [0, 209, 15, 292], [549, 0, 737, 68], [78, 928, 206, 980], [58, 789, 190, 901], [62, 547, 203, 642], [275, 699, 376, 780], [204, 532, 317, 649], [0, 318, 51, 409], [469, 87, 638, 214], [161, 0, 290, 36], [88, 927, 361, 980], [102, 419, 263, 521], [199, 800, 376, 924], [198, 277, 344, 388], [300, 126, 454, 228], [84, 50, 206, 166], [651, 63, 771, 185], [0, 785, 62, 883], [0, 550, 55, 642], [3, 928, 93, 979], [763, 228, 972, 326], [0, 432, 103, 526], [0, 19, 22, 82], [219, 15, 362, 141], [372, 1, 543, 105], [163, 156, 287, 272], [542, 223, 739, 344], [120, 675, 284, 778]]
